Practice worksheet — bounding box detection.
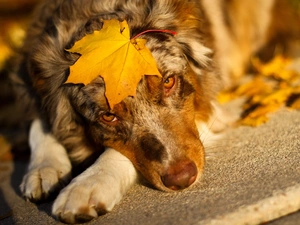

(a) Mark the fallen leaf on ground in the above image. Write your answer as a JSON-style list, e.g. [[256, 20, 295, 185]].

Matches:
[[218, 55, 300, 126], [0, 39, 12, 70], [252, 55, 296, 81], [289, 95, 300, 109], [0, 136, 13, 161]]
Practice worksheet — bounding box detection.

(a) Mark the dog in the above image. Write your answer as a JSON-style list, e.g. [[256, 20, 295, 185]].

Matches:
[[13, 0, 298, 223]]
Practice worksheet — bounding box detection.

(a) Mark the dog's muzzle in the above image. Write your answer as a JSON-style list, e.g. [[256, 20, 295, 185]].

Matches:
[[161, 160, 197, 190]]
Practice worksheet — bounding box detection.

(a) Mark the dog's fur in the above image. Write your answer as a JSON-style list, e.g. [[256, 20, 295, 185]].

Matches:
[[13, 0, 299, 223]]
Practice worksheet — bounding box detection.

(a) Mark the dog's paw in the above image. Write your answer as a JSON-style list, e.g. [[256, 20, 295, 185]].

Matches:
[[20, 165, 71, 202], [52, 148, 138, 223], [52, 173, 122, 224]]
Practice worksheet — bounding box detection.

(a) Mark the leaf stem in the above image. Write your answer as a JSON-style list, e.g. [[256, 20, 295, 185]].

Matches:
[[131, 29, 177, 40]]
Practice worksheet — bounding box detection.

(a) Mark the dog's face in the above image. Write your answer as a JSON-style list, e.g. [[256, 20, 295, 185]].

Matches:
[[25, 0, 218, 192], [73, 34, 209, 191]]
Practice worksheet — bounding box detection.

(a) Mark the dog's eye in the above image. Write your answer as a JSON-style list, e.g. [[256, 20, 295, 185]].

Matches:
[[163, 76, 177, 96], [101, 112, 118, 123], [164, 76, 176, 89]]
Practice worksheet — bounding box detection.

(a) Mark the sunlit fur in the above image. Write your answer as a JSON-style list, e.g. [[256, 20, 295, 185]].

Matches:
[[18, 0, 222, 187], [14, 0, 280, 223]]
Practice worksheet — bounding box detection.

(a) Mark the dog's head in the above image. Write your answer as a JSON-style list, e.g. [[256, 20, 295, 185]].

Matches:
[[76, 31, 216, 191], [26, 0, 220, 191]]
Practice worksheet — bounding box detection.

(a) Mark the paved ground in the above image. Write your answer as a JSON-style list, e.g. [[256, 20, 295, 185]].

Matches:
[[0, 109, 300, 225]]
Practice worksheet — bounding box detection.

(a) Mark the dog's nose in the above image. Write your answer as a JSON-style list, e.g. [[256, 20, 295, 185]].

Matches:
[[161, 161, 197, 190]]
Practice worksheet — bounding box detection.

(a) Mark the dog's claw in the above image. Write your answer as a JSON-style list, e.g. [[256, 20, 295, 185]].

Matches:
[[52, 179, 112, 224], [57, 209, 98, 224]]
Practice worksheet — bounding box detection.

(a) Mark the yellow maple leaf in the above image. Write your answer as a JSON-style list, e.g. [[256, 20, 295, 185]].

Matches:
[[289, 96, 300, 109], [287, 86, 300, 109], [218, 54, 300, 127], [261, 88, 293, 105], [241, 114, 269, 127], [0, 38, 12, 70], [240, 103, 281, 127], [65, 19, 161, 108], [252, 55, 296, 81]]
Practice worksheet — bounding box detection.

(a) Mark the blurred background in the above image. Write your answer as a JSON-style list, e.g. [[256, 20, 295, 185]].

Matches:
[[0, 0, 39, 161]]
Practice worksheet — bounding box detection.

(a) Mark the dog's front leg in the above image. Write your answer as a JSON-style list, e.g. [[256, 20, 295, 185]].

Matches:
[[52, 147, 138, 224], [20, 119, 72, 202]]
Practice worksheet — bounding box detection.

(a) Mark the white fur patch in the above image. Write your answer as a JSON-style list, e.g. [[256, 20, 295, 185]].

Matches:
[[52, 148, 138, 223], [196, 101, 230, 156], [188, 40, 212, 67], [20, 119, 72, 201], [21, 119, 138, 223], [196, 121, 223, 150]]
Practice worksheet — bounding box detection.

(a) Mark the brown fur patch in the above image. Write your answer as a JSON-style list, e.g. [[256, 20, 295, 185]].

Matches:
[[15, 0, 294, 192]]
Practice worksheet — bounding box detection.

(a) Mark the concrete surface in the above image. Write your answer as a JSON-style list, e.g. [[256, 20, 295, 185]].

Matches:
[[0, 109, 300, 225]]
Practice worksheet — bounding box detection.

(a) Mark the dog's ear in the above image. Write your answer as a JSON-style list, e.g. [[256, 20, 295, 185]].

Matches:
[[178, 38, 213, 77]]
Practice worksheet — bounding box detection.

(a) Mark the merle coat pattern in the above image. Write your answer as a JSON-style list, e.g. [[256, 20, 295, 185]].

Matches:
[[14, 0, 284, 223]]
